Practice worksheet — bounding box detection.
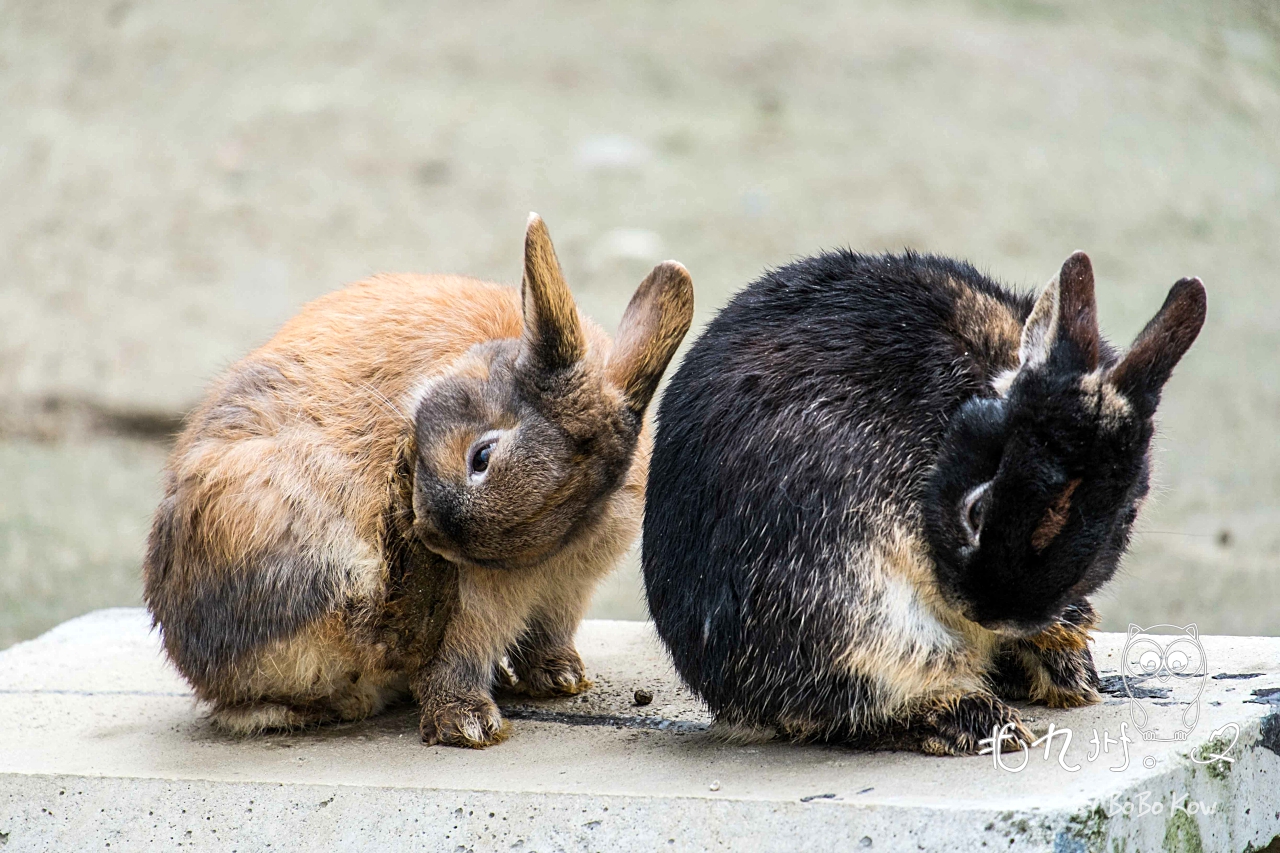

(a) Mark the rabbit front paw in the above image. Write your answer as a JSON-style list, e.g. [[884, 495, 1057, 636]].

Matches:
[[991, 606, 1102, 709], [1026, 646, 1102, 709], [420, 695, 512, 748], [913, 692, 1033, 756], [509, 646, 593, 698]]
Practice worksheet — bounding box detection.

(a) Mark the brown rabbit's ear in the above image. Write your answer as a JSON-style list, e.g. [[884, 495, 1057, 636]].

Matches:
[[1019, 251, 1101, 372], [606, 261, 694, 417], [520, 213, 586, 372], [1108, 277, 1206, 410]]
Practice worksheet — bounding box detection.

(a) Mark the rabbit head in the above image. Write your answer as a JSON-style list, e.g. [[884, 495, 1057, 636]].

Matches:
[[409, 214, 693, 570], [925, 252, 1206, 635]]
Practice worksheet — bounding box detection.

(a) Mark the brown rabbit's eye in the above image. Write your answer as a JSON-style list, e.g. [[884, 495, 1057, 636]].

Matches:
[[470, 442, 493, 476]]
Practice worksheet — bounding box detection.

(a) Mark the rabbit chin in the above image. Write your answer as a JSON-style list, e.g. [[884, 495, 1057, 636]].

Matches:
[[416, 531, 563, 572], [974, 614, 1057, 639], [931, 583, 1054, 639]]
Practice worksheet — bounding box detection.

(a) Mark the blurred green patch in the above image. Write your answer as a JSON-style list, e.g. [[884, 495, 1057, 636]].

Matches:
[[0, 439, 165, 648]]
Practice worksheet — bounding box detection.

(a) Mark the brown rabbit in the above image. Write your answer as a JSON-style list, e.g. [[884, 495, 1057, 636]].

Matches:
[[143, 215, 694, 747]]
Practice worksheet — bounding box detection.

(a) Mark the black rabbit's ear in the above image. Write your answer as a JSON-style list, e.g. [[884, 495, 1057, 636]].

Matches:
[[1019, 251, 1101, 372], [606, 261, 694, 417], [520, 213, 586, 372], [1018, 272, 1060, 369], [1108, 278, 1206, 411]]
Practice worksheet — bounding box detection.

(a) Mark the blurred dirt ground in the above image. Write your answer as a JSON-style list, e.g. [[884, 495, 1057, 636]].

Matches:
[[2, 0, 1278, 647]]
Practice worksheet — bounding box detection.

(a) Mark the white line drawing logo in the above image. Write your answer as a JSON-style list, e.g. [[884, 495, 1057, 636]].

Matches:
[[1120, 623, 1207, 742], [982, 621, 1239, 773]]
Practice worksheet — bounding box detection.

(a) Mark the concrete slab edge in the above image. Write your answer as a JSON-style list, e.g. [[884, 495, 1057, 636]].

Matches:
[[2, 718, 1277, 853]]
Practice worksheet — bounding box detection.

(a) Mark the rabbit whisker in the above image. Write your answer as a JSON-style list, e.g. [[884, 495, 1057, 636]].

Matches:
[[357, 380, 409, 425]]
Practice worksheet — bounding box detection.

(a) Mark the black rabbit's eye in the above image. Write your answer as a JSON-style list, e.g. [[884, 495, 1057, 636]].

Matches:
[[968, 491, 988, 532], [469, 441, 494, 477], [960, 481, 992, 547]]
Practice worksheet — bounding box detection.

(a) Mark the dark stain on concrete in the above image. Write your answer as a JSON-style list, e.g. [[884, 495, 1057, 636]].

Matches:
[[1260, 712, 1280, 758], [1098, 674, 1170, 700]]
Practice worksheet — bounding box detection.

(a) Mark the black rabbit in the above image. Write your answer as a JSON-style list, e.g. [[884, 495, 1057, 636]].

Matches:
[[642, 250, 1205, 754]]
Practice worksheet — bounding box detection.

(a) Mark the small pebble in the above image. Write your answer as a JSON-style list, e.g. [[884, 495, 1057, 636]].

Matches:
[[709, 781, 721, 792], [633, 689, 654, 706]]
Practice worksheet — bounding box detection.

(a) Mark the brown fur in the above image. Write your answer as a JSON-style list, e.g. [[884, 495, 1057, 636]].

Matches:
[[1031, 478, 1082, 552], [144, 215, 693, 746], [946, 278, 1025, 376], [608, 262, 697, 413], [1027, 615, 1095, 654]]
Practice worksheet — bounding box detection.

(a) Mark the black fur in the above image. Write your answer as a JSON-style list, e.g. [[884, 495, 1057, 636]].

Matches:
[[923, 367, 1149, 631], [643, 250, 1202, 744], [644, 251, 1024, 732]]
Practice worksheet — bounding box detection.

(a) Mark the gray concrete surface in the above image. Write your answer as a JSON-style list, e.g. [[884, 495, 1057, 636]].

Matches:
[[3, 0, 1280, 645], [1, 609, 1278, 851]]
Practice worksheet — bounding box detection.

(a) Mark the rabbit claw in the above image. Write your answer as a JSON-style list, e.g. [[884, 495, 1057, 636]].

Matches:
[[912, 692, 1032, 756], [420, 695, 511, 748], [510, 647, 593, 698]]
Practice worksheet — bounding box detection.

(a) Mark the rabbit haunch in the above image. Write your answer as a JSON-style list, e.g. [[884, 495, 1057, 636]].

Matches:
[[144, 215, 693, 747], [643, 249, 1204, 754]]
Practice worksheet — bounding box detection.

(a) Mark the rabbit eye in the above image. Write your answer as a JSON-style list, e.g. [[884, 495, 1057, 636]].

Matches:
[[468, 439, 496, 478], [960, 481, 992, 547]]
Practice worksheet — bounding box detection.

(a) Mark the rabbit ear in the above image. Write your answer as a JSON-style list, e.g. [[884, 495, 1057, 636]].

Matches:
[[1018, 275, 1059, 369], [1057, 251, 1101, 370], [520, 213, 585, 372], [607, 261, 694, 417], [1019, 251, 1101, 371], [1108, 278, 1206, 411]]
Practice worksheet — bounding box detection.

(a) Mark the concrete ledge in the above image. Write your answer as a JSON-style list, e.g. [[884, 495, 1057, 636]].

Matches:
[[1, 609, 1278, 852]]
